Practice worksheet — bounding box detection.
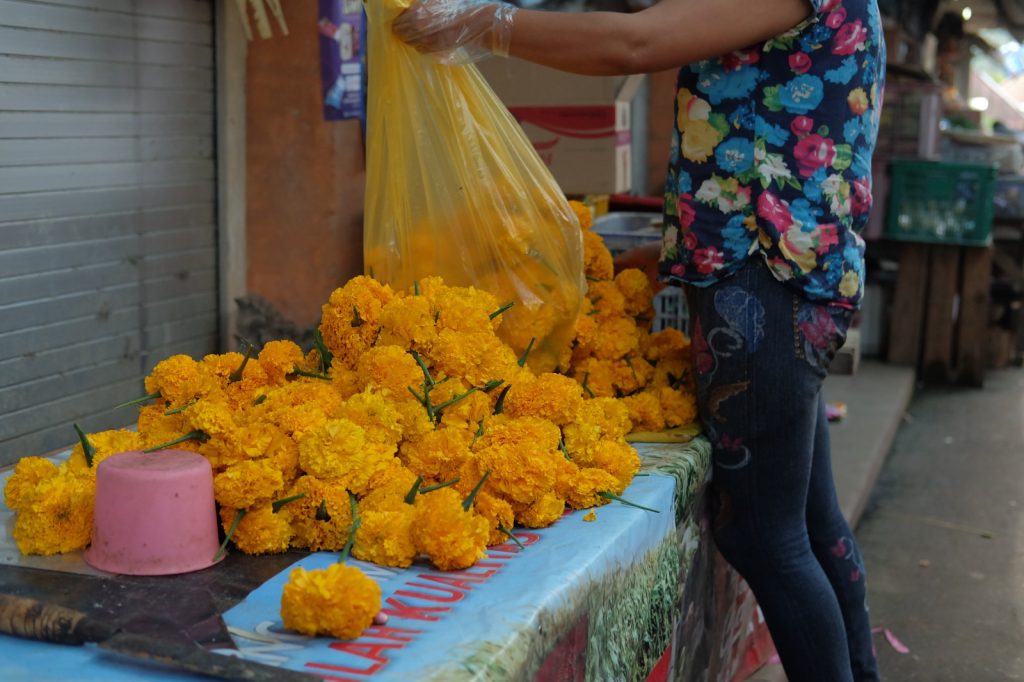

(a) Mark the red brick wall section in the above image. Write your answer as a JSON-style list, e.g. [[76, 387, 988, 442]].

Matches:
[[246, 0, 365, 329]]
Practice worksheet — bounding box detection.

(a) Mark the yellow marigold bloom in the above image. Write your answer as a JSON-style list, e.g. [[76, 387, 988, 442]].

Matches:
[[512, 492, 565, 528], [258, 340, 306, 385], [505, 373, 583, 427], [433, 285, 500, 334], [614, 269, 655, 318], [438, 389, 492, 432], [473, 491, 514, 546], [281, 564, 381, 640], [587, 281, 626, 320], [265, 431, 301, 486], [12, 471, 94, 556], [184, 398, 236, 438], [279, 476, 353, 551], [353, 507, 418, 568], [219, 504, 292, 555], [646, 328, 691, 364], [569, 199, 593, 230], [298, 418, 366, 480], [359, 460, 420, 514], [565, 468, 620, 510], [144, 354, 215, 408], [429, 330, 508, 388], [583, 511, 598, 522], [378, 294, 438, 351], [656, 386, 699, 428], [398, 429, 471, 482], [256, 381, 342, 439], [393, 399, 434, 443], [201, 352, 269, 408], [651, 358, 693, 392], [582, 230, 613, 281], [356, 346, 423, 400], [414, 487, 489, 571], [573, 358, 617, 399], [582, 440, 640, 491], [65, 429, 144, 480], [610, 356, 655, 395], [319, 276, 395, 369], [329, 365, 362, 401], [591, 317, 639, 361], [573, 301, 599, 353], [4, 457, 58, 511], [622, 392, 665, 433], [466, 417, 560, 505], [138, 405, 188, 447], [214, 459, 285, 509], [337, 391, 403, 450]]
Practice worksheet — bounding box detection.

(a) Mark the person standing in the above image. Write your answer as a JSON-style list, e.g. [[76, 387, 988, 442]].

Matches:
[[395, 2, 885, 679]]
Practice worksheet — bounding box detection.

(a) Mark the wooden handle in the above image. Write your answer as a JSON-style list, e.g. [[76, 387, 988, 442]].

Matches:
[[0, 594, 91, 645]]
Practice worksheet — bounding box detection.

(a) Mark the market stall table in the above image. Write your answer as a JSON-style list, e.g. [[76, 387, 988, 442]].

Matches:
[[0, 439, 726, 682]]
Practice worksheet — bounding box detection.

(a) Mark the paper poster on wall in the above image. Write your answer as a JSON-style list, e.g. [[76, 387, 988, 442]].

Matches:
[[319, 0, 366, 121]]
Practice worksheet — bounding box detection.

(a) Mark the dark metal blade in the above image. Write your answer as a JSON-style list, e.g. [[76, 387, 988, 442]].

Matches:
[[99, 632, 323, 682]]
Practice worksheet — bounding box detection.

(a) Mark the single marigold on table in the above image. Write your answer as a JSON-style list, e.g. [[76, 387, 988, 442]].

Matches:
[[353, 506, 418, 568], [582, 230, 614, 281], [564, 467, 621, 510], [258, 340, 306, 386], [219, 504, 293, 555], [319, 276, 395, 369], [621, 391, 666, 433], [279, 475, 353, 551], [504, 373, 583, 427], [214, 458, 285, 509], [281, 564, 381, 640], [65, 429, 144, 480], [356, 346, 423, 400], [414, 487, 489, 571], [377, 294, 438, 351], [12, 471, 94, 556], [511, 492, 565, 529], [3, 457, 58, 511]]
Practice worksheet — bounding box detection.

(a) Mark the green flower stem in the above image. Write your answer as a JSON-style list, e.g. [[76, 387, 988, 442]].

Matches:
[[315, 500, 332, 522], [293, 368, 332, 381], [581, 372, 596, 399], [463, 469, 492, 512], [143, 430, 208, 453], [482, 379, 504, 392], [340, 492, 360, 563], [409, 350, 435, 387], [420, 478, 460, 494], [498, 525, 526, 550], [559, 439, 572, 461], [413, 280, 421, 296], [115, 391, 161, 409], [73, 423, 97, 468], [493, 385, 511, 415], [432, 387, 478, 415], [164, 399, 197, 416], [472, 419, 486, 446], [228, 344, 254, 383], [625, 356, 640, 383], [271, 493, 306, 513], [253, 394, 268, 407], [213, 509, 247, 562], [598, 491, 660, 513], [517, 337, 536, 368], [488, 302, 514, 320], [587, 309, 601, 316], [313, 328, 333, 372], [404, 476, 424, 505], [350, 305, 364, 328]]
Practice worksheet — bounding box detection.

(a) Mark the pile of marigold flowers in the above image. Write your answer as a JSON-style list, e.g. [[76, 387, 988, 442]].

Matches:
[[3, 202, 697, 639]]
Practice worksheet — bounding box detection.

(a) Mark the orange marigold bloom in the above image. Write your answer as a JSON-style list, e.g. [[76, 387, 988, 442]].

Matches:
[[214, 459, 285, 509], [219, 504, 293, 555], [504, 373, 584, 427], [377, 294, 438, 351], [512, 492, 565, 528], [610, 356, 655, 395], [279, 475, 353, 551], [258, 340, 306, 385], [622, 391, 665, 433], [281, 564, 381, 640], [564, 468, 620, 510], [359, 460, 420, 514], [656, 386, 699, 428], [614, 269, 655, 317], [581, 440, 640, 491], [573, 358, 617, 399], [353, 506, 418, 568], [12, 471, 94, 556], [587, 281, 626, 320], [465, 417, 560, 505], [646, 328, 691, 364], [569, 199, 593, 230], [4, 457, 58, 511], [66, 429, 144, 480], [319, 276, 395, 369], [473, 491, 515, 546], [143, 354, 216, 409], [591, 316, 639, 361], [337, 391, 403, 451], [356, 346, 423, 400], [414, 487, 489, 571], [433, 285, 501, 334], [582, 230, 613, 281], [201, 352, 269, 409], [399, 428, 471, 482]]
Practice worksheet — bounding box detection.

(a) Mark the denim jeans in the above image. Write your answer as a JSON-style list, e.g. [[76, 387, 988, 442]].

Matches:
[[686, 258, 880, 682]]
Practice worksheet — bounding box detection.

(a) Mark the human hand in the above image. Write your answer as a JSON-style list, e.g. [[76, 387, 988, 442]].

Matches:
[[392, 0, 517, 63]]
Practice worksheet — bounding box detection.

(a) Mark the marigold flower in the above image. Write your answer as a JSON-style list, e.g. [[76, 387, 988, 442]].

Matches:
[[591, 316, 639, 361], [564, 467, 621, 510], [610, 356, 655, 395], [256, 381, 342, 439], [414, 487, 489, 571], [214, 459, 285, 509], [651, 357, 693, 392], [572, 358, 617, 399], [429, 329, 509, 388], [4, 457, 58, 511], [265, 431, 301, 485], [258, 340, 306, 385], [319, 276, 395, 369], [621, 391, 666, 433], [614, 269, 655, 318], [356, 346, 423, 400], [279, 475, 353, 551], [398, 429, 471, 482], [138, 405, 188, 447], [656, 386, 699, 428], [337, 391, 403, 450], [473, 491, 515, 546], [465, 417, 560, 505], [65, 429, 144, 480], [504, 373, 583, 427], [377, 294, 438, 351], [433, 285, 501, 334], [511, 492, 565, 528], [587, 281, 626, 319], [298, 418, 365, 478], [219, 504, 292, 554], [579, 440, 639, 491], [143, 354, 215, 408], [359, 460, 421, 514], [12, 471, 94, 556], [582, 230, 613, 281], [281, 564, 381, 639], [569, 200, 593, 230], [353, 507, 418, 568], [201, 352, 269, 409], [393, 399, 434, 443]]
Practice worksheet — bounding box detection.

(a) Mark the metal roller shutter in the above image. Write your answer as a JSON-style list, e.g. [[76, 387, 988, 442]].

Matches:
[[0, 0, 219, 464]]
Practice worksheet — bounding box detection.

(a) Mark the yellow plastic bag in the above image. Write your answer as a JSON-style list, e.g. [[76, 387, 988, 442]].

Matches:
[[363, 0, 585, 373]]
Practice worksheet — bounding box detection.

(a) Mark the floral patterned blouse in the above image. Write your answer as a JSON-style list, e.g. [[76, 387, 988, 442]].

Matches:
[[659, 0, 886, 309]]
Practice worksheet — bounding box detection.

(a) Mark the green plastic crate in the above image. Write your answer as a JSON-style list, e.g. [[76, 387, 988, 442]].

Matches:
[[885, 160, 997, 246]]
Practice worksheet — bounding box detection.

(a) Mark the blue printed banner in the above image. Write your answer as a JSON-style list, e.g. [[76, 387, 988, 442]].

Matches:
[[319, 0, 366, 121]]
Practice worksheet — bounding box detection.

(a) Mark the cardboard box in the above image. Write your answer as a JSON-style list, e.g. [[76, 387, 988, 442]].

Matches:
[[478, 60, 645, 195]]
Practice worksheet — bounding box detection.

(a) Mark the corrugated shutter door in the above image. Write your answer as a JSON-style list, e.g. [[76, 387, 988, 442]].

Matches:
[[0, 0, 219, 464]]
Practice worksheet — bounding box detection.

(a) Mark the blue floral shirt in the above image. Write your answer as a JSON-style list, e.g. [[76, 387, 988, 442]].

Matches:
[[659, 0, 885, 308]]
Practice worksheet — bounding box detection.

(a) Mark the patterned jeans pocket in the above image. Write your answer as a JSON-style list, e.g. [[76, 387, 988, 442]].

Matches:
[[792, 297, 853, 374]]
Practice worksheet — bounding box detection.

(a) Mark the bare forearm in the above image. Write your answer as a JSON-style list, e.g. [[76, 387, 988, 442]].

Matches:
[[509, 0, 812, 76]]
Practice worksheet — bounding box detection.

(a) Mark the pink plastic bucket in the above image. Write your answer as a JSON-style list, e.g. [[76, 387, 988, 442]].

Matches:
[[84, 449, 223, 575]]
